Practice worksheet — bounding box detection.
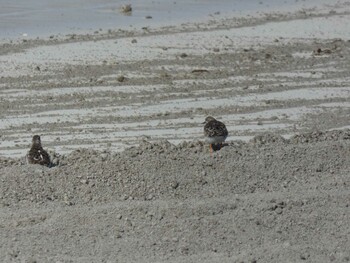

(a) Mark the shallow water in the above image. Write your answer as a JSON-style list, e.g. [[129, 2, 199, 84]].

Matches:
[[0, 0, 334, 39]]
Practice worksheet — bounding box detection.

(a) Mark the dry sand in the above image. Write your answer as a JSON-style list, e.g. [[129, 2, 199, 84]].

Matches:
[[1, 1, 350, 262]]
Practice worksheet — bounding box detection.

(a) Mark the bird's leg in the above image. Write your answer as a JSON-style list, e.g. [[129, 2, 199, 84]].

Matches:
[[210, 144, 213, 156]]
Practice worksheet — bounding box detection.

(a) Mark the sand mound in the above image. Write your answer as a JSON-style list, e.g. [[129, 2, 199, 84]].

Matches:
[[290, 129, 350, 143], [1, 130, 349, 206]]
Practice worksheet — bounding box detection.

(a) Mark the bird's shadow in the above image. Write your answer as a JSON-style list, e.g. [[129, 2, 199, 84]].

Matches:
[[49, 162, 58, 168], [212, 142, 229, 151]]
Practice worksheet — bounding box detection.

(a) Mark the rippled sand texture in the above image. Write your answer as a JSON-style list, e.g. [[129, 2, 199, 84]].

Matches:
[[1, 1, 350, 157]]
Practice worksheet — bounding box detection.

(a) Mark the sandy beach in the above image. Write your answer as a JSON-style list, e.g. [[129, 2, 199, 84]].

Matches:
[[1, 0, 350, 262]]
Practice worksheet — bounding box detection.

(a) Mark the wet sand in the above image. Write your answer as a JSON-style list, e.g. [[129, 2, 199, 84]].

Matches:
[[1, 1, 350, 262]]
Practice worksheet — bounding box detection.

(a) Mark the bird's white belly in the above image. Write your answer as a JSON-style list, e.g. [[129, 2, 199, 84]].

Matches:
[[206, 135, 227, 144]]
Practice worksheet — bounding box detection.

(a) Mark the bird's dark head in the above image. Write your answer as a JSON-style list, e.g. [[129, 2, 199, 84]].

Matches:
[[32, 135, 41, 145], [202, 116, 216, 124]]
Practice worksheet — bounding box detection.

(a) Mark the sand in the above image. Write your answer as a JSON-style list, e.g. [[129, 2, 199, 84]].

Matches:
[[1, 1, 350, 262]]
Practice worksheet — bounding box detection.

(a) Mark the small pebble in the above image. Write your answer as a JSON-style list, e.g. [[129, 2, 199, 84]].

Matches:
[[180, 53, 188, 58], [117, 75, 125, 82]]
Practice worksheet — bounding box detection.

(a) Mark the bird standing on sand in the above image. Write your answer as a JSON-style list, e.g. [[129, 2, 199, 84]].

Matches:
[[203, 116, 228, 153], [26, 135, 51, 167]]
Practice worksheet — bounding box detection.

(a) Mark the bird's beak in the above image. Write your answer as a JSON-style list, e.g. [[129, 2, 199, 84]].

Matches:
[[202, 121, 206, 124]]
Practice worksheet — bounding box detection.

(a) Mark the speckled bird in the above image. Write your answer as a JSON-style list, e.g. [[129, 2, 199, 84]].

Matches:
[[203, 116, 228, 153], [26, 135, 51, 167]]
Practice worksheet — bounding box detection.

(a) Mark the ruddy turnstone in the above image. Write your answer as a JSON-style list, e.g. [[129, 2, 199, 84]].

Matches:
[[26, 135, 51, 167], [203, 116, 228, 153]]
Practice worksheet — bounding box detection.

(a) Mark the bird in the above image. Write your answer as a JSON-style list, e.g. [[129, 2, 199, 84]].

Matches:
[[203, 116, 228, 153], [26, 135, 51, 167]]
